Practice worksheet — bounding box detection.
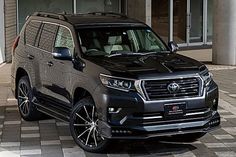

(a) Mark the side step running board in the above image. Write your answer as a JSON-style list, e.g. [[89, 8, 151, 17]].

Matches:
[[32, 97, 70, 122]]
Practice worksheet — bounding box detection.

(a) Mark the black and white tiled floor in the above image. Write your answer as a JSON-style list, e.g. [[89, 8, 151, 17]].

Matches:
[[1, 105, 236, 157], [0, 69, 236, 157]]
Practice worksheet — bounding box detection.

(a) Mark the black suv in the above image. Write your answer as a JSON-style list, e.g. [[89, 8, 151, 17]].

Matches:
[[11, 12, 220, 152]]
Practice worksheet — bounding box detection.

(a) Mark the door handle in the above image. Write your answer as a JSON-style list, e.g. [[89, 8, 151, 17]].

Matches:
[[27, 54, 34, 60], [47, 61, 54, 67]]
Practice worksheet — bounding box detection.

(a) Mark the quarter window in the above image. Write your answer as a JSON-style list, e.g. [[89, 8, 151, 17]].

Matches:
[[55, 26, 74, 54], [38, 23, 58, 52]]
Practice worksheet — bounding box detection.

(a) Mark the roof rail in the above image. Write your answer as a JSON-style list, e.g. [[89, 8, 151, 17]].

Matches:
[[33, 12, 67, 21], [87, 12, 127, 18]]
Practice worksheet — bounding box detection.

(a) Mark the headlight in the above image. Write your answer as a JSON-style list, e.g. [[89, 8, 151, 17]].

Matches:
[[201, 71, 213, 86], [100, 74, 135, 92]]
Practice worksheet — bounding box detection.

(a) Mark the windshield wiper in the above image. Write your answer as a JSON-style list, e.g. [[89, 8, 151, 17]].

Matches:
[[142, 51, 170, 55], [106, 50, 170, 58], [107, 52, 145, 58]]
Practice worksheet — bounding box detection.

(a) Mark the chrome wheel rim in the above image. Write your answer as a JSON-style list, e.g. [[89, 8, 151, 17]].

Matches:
[[73, 105, 104, 148], [18, 82, 30, 116]]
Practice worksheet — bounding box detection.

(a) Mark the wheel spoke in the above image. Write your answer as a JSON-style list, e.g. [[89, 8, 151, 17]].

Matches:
[[93, 128, 97, 147], [25, 102, 29, 114], [74, 123, 90, 127], [85, 128, 93, 146], [18, 96, 27, 100], [95, 129, 104, 140], [19, 100, 27, 108], [92, 106, 95, 121], [22, 84, 28, 96], [83, 106, 92, 122], [19, 86, 27, 97], [76, 113, 90, 123], [77, 127, 90, 139], [22, 102, 26, 114]]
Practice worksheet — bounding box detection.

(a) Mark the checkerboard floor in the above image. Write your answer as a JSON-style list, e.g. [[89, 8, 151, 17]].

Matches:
[[0, 99, 236, 157], [0, 68, 235, 157]]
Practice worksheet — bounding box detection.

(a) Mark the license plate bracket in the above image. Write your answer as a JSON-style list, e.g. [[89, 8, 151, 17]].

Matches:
[[164, 103, 186, 119]]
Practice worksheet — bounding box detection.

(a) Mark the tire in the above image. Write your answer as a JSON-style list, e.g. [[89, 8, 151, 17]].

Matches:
[[70, 97, 109, 153], [17, 76, 42, 121], [172, 132, 206, 142]]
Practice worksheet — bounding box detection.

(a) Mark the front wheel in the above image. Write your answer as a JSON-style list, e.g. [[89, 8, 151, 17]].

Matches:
[[70, 97, 109, 153]]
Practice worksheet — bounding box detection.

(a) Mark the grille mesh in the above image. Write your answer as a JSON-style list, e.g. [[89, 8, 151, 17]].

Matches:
[[143, 77, 200, 100]]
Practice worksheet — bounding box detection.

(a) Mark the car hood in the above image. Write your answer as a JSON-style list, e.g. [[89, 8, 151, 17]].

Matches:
[[85, 53, 205, 78]]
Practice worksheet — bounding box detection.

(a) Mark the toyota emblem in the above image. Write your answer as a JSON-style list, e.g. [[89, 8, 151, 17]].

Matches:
[[167, 82, 180, 93]]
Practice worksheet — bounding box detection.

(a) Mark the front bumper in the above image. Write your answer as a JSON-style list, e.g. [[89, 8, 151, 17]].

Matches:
[[93, 80, 220, 139], [98, 111, 220, 139]]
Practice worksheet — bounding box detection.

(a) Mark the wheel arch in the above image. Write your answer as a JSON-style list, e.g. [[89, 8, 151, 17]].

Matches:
[[73, 87, 95, 106]]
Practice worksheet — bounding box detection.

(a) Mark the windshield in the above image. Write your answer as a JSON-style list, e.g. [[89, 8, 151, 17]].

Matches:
[[78, 27, 168, 57]]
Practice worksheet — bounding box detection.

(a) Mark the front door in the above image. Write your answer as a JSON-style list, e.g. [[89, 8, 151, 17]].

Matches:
[[44, 25, 74, 108]]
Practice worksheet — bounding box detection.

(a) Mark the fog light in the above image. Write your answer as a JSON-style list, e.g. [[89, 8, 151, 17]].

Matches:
[[209, 119, 220, 126], [112, 129, 132, 134], [213, 99, 217, 105], [108, 108, 122, 114], [108, 108, 115, 112]]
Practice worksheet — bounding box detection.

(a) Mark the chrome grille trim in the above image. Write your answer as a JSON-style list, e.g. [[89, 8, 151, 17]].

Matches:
[[130, 108, 213, 126], [186, 108, 211, 116], [141, 75, 204, 101]]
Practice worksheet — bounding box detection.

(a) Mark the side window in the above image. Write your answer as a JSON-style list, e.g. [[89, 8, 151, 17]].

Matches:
[[38, 23, 58, 52], [55, 26, 74, 54], [25, 21, 41, 46]]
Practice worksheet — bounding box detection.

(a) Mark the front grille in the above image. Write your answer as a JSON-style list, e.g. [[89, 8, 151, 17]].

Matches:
[[143, 77, 201, 100]]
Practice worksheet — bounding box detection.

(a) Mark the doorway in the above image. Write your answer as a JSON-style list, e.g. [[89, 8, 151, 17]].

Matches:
[[152, 0, 211, 46], [188, 0, 203, 44]]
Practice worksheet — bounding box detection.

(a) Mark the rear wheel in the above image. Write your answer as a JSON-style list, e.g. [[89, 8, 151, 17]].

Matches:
[[70, 97, 109, 153], [17, 76, 42, 121]]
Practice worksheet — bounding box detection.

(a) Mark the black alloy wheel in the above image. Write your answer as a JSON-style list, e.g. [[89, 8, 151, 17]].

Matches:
[[70, 97, 109, 153]]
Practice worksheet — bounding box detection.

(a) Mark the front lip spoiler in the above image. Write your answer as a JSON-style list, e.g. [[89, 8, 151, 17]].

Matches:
[[99, 111, 220, 140], [109, 125, 220, 140]]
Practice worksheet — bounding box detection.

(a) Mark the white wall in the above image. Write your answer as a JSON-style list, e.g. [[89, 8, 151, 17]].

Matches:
[[213, 0, 236, 65], [0, 0, 5, 64], [145, 0, 152, 27]]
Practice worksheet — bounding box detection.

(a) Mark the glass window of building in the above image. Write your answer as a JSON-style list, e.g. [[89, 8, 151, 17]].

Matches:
[[151, 0, 169, 43], [76, 0, 121, 13], [18, 0, 73, 31], [189, 0, 203, 43], [173, 0, 187, 44], [207, 0, 213, 42]]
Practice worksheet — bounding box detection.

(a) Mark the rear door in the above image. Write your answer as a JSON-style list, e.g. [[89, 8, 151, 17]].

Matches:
[[24, 21, 44, 93], [37, 23, 59, 101]]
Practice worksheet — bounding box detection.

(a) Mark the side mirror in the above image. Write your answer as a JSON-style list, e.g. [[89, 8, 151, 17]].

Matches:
[[168, 41, 179, 53], [52, 47, 72, 60]]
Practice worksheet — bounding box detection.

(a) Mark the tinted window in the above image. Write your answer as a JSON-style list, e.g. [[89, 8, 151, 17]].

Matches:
[[55, 26, 74, 54], [25, 21, 41, 46], [38, 23, 58, 52], [78, 27, 167, 56]]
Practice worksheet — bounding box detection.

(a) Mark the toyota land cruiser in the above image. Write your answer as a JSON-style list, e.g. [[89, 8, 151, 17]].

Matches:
[[11, 12, 220, 152]]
